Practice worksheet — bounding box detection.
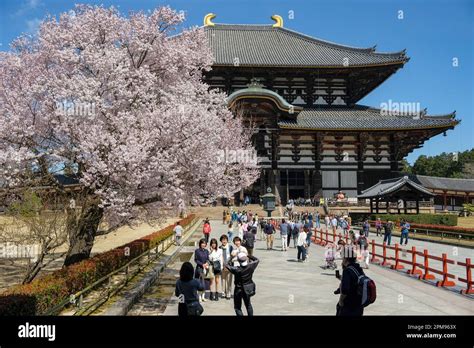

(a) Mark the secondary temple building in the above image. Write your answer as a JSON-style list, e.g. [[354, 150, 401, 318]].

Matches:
[[202, 14, 459, 204]]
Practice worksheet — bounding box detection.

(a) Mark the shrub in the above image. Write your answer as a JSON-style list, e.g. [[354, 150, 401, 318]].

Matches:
[[371, 213, 457, 226], [0, 214, 195, 315]]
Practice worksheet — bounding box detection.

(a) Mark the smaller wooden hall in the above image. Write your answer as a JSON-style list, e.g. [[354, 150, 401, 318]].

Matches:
[[358, 176, 434, 214]]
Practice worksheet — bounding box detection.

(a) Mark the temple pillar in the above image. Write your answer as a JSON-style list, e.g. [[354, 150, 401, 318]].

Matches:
[[304, 170, 310, 199]]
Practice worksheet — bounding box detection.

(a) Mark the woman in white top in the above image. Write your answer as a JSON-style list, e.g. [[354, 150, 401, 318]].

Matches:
[[237, 222, 244, 240], [297, 229, 308, 262], [208, 238, 223, 301], [325, 215, 331, 232]]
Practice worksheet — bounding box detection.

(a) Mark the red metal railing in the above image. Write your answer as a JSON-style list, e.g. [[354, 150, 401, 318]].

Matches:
[[311, 227, 474, 295]]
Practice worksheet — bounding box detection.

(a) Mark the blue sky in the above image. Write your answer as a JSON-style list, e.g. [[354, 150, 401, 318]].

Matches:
[[1, 0, 473, 164]]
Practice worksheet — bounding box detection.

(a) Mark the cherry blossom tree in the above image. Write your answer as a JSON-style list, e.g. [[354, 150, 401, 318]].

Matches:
[[0, 5, 259, 266]]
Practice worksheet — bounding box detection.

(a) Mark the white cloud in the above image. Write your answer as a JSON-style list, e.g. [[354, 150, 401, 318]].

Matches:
[[14, 0, 42, 17], [26, 18, 42, 34]]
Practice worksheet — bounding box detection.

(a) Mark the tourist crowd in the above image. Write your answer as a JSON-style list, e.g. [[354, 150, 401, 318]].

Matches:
[[173, 210, 410, 317]]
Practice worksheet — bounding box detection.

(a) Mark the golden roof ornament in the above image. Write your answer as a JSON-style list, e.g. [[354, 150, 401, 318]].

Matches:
[[271, 14, 283, 28], [204, 13, 216, 26]]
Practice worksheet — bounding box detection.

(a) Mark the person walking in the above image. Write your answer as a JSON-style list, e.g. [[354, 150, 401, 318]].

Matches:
[[400, 220, 410, 245], [243, 227, 256, 257], [237, 221, 244, 241], [220, 235, 234, 299], [362, 220, 370, 238], [175, 262, 204, 316], [194, 239, 210, 302], [356, 233, 370, 269], [227, 223, 234, 242], [315, 211, 321, 229], [173, 221, 184, 246], [287, 220, 294, 247], [225, 253, 259, 316], [297, 227, 308, 262], [264, 220, 276, 250], [331, 215, 338, 235], [340, 218, 349, 237], [203, 220, 212, 244], [334, 245, 365, 316], [325, 215, 331, 233], [208, 238, 223, 301], [305, 225, 313, 257], [291, 220, 300, 248], [259, 219, 266, 241], [383, 220, 393, 245], [279, 219, 289, 251], [375, 218, 382, 237]]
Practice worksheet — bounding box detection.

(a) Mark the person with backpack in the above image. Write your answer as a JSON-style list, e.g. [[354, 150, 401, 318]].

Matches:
[[243, 227, 256, 257], [220, 235, 233, 300], [383, 220, 393, 245], [203, 220, 212, 244], [264, 220, 276, 250], [175, 262, 204, 316], [334, 245, 376, 316], [225, 252, 260, 316], [208, 238, 223, 301]]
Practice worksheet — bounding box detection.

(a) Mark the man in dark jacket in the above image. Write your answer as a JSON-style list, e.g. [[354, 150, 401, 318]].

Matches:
[[334, 245, 364, 316], [243, 227, 256, 257], [226, 253, 259, 316]]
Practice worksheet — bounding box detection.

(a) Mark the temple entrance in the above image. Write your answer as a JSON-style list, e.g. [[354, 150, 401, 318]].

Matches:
[[289, 188, 305, 200]]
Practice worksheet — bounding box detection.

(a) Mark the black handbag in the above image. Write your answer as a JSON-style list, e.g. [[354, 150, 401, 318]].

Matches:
[[243, 282, 256, 297], [212, 260, 222, 274]]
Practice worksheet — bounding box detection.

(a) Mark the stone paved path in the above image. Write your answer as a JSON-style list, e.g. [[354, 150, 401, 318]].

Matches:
[[130, 220, 474, 316]]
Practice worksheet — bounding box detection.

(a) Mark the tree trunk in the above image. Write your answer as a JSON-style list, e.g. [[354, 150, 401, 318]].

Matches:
[[22, 252, 46, 284], [64, 202, 103, 266]]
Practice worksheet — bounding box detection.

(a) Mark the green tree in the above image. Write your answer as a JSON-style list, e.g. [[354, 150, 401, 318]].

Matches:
[[411, 148, 474, 178]]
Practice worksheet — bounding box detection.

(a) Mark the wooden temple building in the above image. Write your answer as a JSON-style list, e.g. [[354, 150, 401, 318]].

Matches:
[[202, 14, 460, 205]]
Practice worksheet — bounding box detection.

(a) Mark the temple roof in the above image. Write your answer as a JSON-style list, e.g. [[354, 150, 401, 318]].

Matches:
[[204, 24, 408, 67], [358, 176, 435, 199], [277, 105, 458, 131], [410, 175, 474, 193]]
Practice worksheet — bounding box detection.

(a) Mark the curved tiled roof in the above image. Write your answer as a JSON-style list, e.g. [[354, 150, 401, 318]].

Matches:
[[278, 105, 458, 130], [411, 175, 474, 192], [226, 84, 303, 113], [204, 24, 408, 67], [358, 176, 434, 198]]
